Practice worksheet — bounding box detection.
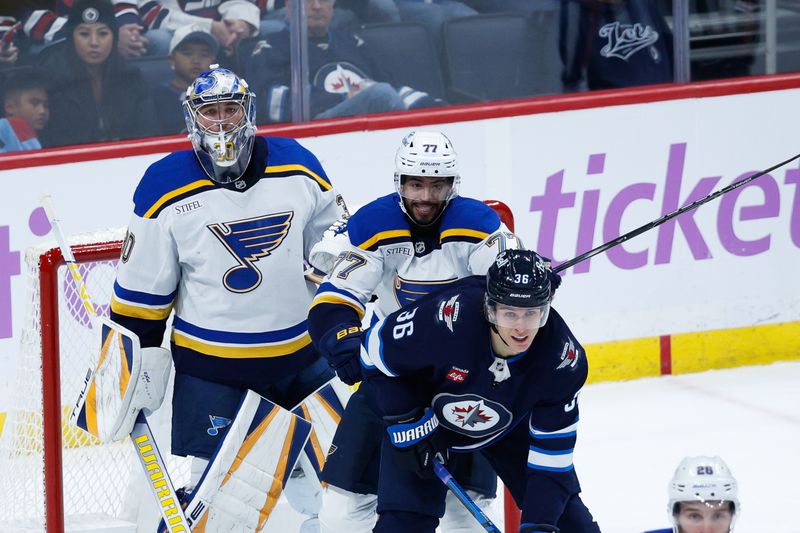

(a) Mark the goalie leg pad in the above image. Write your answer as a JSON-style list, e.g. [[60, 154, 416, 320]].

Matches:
[[181, 390, 312, 531], [71, 317, 171, 442]]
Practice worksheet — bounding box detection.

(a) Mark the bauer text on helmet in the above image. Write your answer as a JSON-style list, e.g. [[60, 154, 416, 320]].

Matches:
[[668, 456, 739, 533], [184, 65, 256, 184], [394, 130, 461, 226]]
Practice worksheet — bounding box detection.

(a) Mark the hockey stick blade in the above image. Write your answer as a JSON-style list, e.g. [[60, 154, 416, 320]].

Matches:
[[553, 152, 800, 273], [432, 458, 502, 533]]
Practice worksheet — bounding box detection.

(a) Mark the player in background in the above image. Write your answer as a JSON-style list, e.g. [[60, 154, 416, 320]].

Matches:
[[109, 66, 348, 530], [307, 130, 521, 532], [644, 456, 739, 533], [362, 249, 600, 533]]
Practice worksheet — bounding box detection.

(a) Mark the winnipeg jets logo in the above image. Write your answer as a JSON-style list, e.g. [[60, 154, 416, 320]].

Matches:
[[208, 211, 293, 293], [556, 339, 580, 371], [433, 393, 512, 438], [437, 294, 461, 332], [599, 22, 659, 61]]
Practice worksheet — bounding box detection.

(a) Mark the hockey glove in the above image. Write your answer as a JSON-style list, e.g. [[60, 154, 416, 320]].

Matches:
[[385, 408, 449, 479], [319, 323, 364, 385], [519, 525, 559, 533]]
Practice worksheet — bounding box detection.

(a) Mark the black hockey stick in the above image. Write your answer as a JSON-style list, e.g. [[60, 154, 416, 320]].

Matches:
[[433, 458, 502, 533], [552, 152, 800, 274]]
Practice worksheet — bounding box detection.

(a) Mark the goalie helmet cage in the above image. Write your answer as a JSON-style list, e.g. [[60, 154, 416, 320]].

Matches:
[[0, 230, 190, 533]]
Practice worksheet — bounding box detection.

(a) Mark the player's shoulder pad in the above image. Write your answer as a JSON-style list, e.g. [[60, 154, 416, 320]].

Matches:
[[348, 193, 412, 251], [439, 197, 502, 244], [133, 150, 216, 219], [543, 308, 588, 379], [262, 136, 332, 192]]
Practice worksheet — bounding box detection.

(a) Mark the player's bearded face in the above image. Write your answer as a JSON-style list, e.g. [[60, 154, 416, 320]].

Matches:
[[675, 501, 733, 533], [400, 176, 452, 225]]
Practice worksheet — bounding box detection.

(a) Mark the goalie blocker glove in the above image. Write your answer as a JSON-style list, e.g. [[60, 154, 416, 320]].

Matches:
[[318, 322, 364, 385], [385, 408, 450, 479]]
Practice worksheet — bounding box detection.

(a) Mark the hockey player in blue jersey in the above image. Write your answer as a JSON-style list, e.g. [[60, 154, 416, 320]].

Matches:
[[108, 66, 350, 530], [643, 456, 739, 533], [362, 249, 601, 532], [307, 130, 520, 531]]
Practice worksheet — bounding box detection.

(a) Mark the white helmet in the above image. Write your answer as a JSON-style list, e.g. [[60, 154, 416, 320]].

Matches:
[[393, 131, 460, 224], [668, 456, 739, 532], [184, 65, 256, 184]]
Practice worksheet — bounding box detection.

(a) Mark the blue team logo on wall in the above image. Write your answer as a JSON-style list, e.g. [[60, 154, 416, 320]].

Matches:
[[432, 393, 512, 438], [393, 275, 457, 308], [208, 211, 293, 293]]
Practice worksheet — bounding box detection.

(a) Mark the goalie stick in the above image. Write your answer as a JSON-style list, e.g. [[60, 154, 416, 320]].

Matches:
[[433, 458, 502, 533], [552, 151, 800, 274], [39, 194, 191, 533]]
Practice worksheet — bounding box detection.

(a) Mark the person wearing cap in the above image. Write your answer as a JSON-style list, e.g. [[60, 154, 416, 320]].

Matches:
[[644, 455, 740, 533], [151, 24, 220, 135], [37, 0, 157, 147]]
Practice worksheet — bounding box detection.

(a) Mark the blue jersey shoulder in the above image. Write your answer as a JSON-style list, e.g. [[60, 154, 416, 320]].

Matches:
[[263, 136, 332, 191], [133, 150, 214, 219], [348, 193, 411, 250], [439, 197, 501, 242]]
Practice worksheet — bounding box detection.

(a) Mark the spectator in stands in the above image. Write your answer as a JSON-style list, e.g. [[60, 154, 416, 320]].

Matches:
[[0, 17, 20, 66], [245, 0, 436, 123], [0, 67, 50, 152], [38, 0, 157, 147], [151, 24, 219, 135], [561, 0, 673, 91]]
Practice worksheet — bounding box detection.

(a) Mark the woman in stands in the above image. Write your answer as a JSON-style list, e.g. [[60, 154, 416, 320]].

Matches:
[[38, 0, 157, 147]]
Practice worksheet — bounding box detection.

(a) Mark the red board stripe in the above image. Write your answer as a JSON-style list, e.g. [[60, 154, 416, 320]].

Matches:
[[660, 335, 672, 375]]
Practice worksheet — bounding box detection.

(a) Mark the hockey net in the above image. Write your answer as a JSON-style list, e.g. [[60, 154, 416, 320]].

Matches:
[[0, 230, 190, 532]]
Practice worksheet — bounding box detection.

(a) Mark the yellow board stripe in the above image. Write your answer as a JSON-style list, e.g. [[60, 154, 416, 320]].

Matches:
[[310, 294, 366, 319], [440, 228, 490, 241], [143, 179, 214, 219], [111, 297, 173, 321], [172, 331, 312, 358], [357, 229, 412, 250], [265, 164, 331, 191]]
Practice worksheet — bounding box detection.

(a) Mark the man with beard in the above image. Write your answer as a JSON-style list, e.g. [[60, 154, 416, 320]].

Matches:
[[307, 130, 522, 532]]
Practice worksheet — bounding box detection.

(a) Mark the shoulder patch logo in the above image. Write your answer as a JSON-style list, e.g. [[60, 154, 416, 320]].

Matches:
[[432, 393, 512, 438], [208, 211, 293, 293], [436, 294, 461, 332], [446, 366, 469, 383], [556, 339, 580, 371]]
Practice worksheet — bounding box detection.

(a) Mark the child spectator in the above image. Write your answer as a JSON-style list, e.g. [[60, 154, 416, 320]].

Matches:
[[152, 24, 219, 135], [0, 67, 50, 153]]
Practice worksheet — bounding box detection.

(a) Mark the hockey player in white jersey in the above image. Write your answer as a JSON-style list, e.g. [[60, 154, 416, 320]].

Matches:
[[307, 130, 521, 532], [108, 66, 348, 531]]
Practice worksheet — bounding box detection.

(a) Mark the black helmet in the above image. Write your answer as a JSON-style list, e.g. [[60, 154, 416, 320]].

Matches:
[[486, 250, 552, 307], [485, 250, 553, 329]]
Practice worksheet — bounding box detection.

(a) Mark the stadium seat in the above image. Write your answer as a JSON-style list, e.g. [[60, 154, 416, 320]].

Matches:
[[355, 22, 447, 101], [442, 13, 562, 102]]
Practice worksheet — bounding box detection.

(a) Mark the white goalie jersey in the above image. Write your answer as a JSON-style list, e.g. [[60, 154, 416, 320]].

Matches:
[[110, 136, 346, 385], [309, 193, 519, 328]]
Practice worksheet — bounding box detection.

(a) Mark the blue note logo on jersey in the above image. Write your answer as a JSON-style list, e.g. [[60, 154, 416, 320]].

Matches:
[[207, 415, 232, 436], [432, 393, 512, 438], [208, 211, 293, 293], [393, 275, 456, 308]]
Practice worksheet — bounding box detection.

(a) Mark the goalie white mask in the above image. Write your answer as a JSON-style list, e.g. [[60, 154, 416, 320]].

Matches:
[[394, 130, 460, 226], [668, 456, 739, 533], [184, 66, 256, 184]]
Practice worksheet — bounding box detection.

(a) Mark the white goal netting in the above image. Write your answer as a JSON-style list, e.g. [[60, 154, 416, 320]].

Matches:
[[0, 230, 190, 532]]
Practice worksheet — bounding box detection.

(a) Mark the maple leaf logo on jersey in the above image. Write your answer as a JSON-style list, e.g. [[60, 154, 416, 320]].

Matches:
[[556, 338, 580, 371], [436, 294, 461, 332], [452, 403, 492, 428], [208, 211, 293, 293]]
